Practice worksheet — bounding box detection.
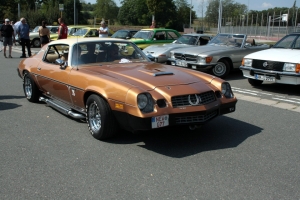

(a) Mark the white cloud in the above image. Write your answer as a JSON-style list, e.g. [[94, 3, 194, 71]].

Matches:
[[261, 2, 273, 9]]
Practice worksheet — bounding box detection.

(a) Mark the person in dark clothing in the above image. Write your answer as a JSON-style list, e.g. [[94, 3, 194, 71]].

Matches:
[[0, 19, 15, 58], [17, 18, 31, 58]]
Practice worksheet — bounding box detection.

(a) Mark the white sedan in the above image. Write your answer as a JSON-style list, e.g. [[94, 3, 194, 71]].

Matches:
[[240, 32, 300, 85]]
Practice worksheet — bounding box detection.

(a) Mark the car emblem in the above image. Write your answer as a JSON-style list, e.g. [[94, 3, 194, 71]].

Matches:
[[188, 94, 201, 105], [263, 62, 268, 67], [181, 55, 186, 61]]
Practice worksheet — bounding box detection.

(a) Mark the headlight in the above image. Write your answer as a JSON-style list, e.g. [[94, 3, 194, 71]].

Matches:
[[137, 93, 154, 113], [242, 58, 252, 67], [283, 63, 296, 72], [221, 82, 234, 98], [197, 56, 213, 64]]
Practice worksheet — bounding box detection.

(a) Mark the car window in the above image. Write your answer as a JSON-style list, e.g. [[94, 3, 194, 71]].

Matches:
[[133, 30, 154, 39], [167, 31, 180, 40], [154, 31, 166, 40], [43, 44, 69, 64], [273, 35, 298, 49]]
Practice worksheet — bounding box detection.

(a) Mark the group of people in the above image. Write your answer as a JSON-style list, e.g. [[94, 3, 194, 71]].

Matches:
[[0, 17, 68, 58]]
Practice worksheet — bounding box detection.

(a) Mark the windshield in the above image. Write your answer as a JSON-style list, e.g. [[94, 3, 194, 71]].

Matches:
[[132, 30, 154, 39], [112, 31, 129, 38], [272, 34, 300, 49], [70, 41, 150, 66], [175, 35, 198, 45], [32, 26, 39, 32], [208, 33, 245, 47], [73, 28, 88, 36]]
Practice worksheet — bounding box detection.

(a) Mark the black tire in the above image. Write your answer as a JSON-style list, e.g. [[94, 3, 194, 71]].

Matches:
[[211, 60, 230, 78], [86, 94, 118, 140], [23, 72, 40, 102], [32, 38, 41, 48], [248, 78, 263, 86]]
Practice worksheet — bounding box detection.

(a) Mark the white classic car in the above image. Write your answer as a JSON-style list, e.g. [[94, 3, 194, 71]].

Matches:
[[143, 33, 212, 63], [168, 33, 270, 78], [240, 32, 300, 86]]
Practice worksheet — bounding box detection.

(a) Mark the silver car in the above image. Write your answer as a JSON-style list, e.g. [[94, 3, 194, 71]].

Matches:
[[168, 33, 270, 78], [143, 33, 212, 63]]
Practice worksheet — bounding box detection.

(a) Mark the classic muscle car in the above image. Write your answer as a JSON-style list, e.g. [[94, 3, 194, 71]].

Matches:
[[240, 32, 300, 86], [143, 33, 212, 63], [168, 33, 270, 78], [129, 28, 181, 50], [17, 38, 237, 140]]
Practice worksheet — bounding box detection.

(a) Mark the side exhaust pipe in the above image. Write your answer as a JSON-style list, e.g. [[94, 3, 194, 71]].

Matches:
[[39, 97, 85, 119]]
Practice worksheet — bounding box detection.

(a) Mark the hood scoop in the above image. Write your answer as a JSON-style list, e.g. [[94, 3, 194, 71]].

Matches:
[[153, 71, 174, 76]]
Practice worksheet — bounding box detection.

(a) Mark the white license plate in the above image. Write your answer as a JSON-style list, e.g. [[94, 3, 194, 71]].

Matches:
[[151, 115, 169, 128], [255, 74, 275, 82], [177, 60, 187, 67]]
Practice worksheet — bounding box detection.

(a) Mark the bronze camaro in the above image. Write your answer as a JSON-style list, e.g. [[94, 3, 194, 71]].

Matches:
[[17, 38, 237, 140]]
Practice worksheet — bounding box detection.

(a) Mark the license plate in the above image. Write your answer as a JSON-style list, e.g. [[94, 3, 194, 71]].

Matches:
[[151, 115, 169, 128], [177, 60, 187, 67], [255, 74, 275, 82], [192, 65, 197, 69]]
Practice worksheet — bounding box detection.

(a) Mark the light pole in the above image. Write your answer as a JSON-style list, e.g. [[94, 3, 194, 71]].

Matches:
[[190, 0, 192, 28], [35, 0, 38, 12]]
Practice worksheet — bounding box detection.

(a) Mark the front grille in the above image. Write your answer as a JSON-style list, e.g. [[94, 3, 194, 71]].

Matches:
[[171, 91, 216, 108], [175, 110, 218, 124], [252, 60, 284, 71], [174, 53, 197, 62]]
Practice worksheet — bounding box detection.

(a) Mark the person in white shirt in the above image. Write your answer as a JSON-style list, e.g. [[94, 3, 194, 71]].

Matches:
[[98, 21, 109, 38]]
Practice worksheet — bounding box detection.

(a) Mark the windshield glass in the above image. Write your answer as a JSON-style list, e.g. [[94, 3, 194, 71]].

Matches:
[[73, 28, 88, 36], [175, 35, 198, 45], [112, 31, 129, 38], [70, 41, 150, 66], [208, 33, 245, 47], [132, 30, 154, 39], [272, 34, 300, 49]]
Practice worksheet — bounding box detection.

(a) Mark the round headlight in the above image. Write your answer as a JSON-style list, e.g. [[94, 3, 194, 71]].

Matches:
[[137, 93, 148, 109], [221, 82, 233, 98]]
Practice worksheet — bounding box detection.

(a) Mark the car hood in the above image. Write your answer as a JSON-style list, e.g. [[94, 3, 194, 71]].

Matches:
[[82, 62, 213, 90], [143, 43, 192, 54], [173, 45, 232, 55], [244, 48, 300, 62], [130, 38, 148, 43]]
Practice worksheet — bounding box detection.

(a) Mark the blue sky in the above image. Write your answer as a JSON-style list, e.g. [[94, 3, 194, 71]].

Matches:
[[85, 0, 298, 16]]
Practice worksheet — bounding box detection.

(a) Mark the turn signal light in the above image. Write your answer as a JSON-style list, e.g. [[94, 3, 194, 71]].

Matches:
[[206, 57, 213, 63], [296, 64, 300, 73]]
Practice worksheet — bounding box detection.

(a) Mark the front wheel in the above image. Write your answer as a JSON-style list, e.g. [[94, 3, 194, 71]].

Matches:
[[86, 94, 118, 140], [248, 78, 263, 86], [23, 72, 40, 102], [211, 60, 230, 78]]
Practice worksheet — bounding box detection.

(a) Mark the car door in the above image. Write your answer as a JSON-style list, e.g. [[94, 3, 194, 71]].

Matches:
[[35, 44, 72, 104]]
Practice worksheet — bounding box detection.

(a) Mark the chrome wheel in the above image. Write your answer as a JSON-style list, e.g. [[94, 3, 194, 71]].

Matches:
[[23, 72, 40, 102], [212, 60, 230, 78], [24, 75, 32, 98], [88, 101, 101, 133]]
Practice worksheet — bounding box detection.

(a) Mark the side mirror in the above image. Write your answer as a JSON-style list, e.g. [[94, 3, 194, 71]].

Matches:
[[55, 58, 67, 69]]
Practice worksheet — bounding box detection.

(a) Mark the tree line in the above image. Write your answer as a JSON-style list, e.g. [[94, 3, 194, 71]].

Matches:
[[0, 0, 298, 31]]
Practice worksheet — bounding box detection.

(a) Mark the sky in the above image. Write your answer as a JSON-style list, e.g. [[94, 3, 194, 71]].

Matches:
[[85, 0, 298, 17]]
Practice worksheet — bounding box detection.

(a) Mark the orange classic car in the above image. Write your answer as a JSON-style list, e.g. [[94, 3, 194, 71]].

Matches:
[[17, 38, 237, 140]]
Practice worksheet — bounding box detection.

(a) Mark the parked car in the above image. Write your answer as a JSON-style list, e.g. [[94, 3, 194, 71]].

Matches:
[[49, 25, 89, 41], [129, 28, 181, 50], [22, 26, 59, 47], [17, 38, 237, 140], [168, 33, 270, 78], [143, 33, 212, 63], [67, 27, 100, 38], [240, 32, 300, 86], [111, 29, 138, 39]]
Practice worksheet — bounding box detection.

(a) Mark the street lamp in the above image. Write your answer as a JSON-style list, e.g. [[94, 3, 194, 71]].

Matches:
[[35, 0, 38, 12], [190, 0, 192, 28]]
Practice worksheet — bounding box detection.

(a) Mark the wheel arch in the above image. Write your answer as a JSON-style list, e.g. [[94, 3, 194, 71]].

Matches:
[[217, 57, 233, 70]]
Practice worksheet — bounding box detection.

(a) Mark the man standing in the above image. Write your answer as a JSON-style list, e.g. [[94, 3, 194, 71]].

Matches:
[[57, 18, 68, 39], [98, 21, 109, 38], [10, 21, 17, 46], [17, 18, 31, 58], [0, 19, 15, 58]]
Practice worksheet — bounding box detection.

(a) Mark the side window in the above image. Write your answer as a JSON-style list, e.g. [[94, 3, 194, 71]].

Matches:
[[43, 45, 69, 64], [167, 31, 180, 40], [154, 31, 166, 40]]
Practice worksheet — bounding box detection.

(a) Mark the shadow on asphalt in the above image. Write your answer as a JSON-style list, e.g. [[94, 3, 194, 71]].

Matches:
[[107, 115, 262, 158]]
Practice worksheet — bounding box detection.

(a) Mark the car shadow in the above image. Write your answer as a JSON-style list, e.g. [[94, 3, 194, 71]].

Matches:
[[249, 83, 300, 96], [0, 95, 25, 111], [107, 115, 262, 158], [225, 70, 245, 81]]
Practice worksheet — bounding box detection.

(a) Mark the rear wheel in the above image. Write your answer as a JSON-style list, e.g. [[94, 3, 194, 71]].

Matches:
[[211, 60, 230, 78], [248, 78, 263, 86], [32, 38, 41, 48], [86, 94, 118, 140], [23, 72, 40, 102]]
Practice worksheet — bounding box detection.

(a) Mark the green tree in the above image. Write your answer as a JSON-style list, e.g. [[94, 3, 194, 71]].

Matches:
[[94, 0, 119, 24], [118, 0, 150, 25]]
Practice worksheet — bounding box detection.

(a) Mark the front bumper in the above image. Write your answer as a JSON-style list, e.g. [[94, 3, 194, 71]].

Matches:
[[240, 66, 300, 85], [168, 58, 216, 71], [113, 101, 237, 132]]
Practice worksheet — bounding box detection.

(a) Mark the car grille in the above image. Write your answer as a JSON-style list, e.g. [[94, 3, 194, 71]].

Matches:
[[171, 91, 216, 108], [252, 60, 284, 71], [175, 110, 218, 124], [174, 53, 198, 62]]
